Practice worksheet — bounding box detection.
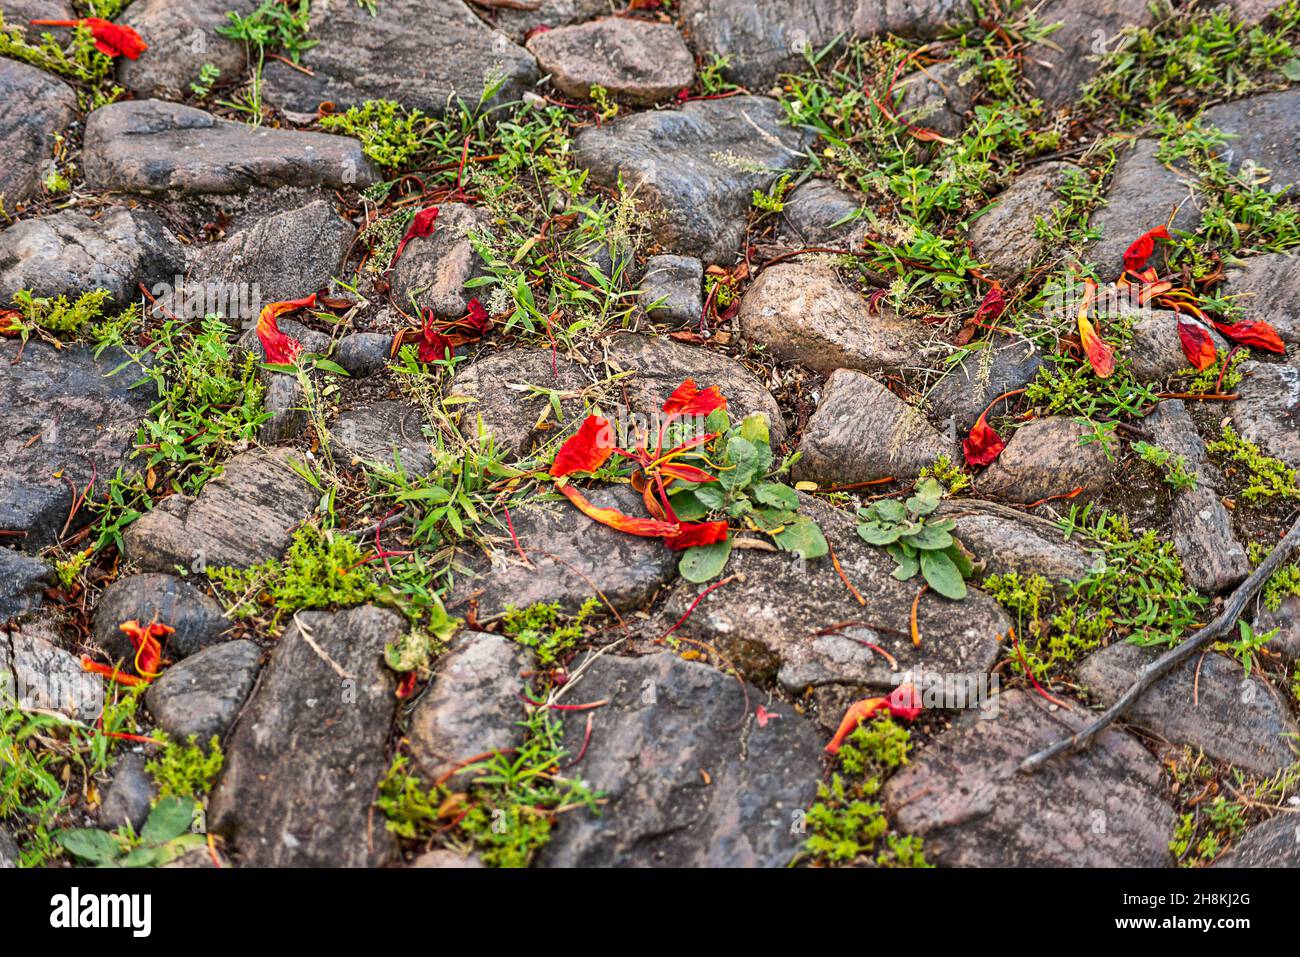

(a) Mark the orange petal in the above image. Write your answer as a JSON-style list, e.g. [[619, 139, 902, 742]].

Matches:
[[81, 657, 149, 687], [824, 698, 886, 755], [657, 463, 719, 484], [1212, 319, 1285, 354], [556, 483, 679, 538], [1176, 320, 1218, 371], [662, 379, 727, 417], [1078, 317, 1116, 378], [549, 415, 616, 478]]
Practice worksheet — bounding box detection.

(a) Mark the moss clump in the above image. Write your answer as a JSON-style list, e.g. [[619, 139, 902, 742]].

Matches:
[[318, 99, 433, 168], [1207, 424, 1300, 504], [145, 734, 223, 799], [208, 524, 380, 627], [501, 598, 600, 666], [804, 717, 930, 867]]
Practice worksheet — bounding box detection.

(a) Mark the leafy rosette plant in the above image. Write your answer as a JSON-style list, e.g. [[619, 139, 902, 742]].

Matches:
[[854, 478, 973, 600], [548, 379, 826, 583]]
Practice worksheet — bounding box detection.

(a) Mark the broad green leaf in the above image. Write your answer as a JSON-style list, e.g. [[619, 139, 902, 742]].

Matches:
[[873, 499, 908, 523], [695, 485, 726, 510], [753, 482, 798, 510], [679, 538, 733, 583], [905, 524, 954, 550], [920, 549, 967, 600], [774, 518, 828, 559], [891, 551, 920, 581], [906, 478, 943, 516], [739, 413, 770, 446], [142, 796, 198, 846], [668, 490, 709, 522], [721, 436, 759, 490], [57, 828, 122, 864], [857, 522, 903, 546]]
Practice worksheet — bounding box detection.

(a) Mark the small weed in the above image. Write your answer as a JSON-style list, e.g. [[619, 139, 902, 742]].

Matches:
[[318, 99, 435, 168], [501, 598, 599, 666], [1134, 440, 1198, 492], [1170, 795, 1249, 867], [919, 454, 972, 494], [56, 795, 205, 868], [145, 734, 224, 799], [1207, 423, 1300, 504], [856, 477, 973, 599]]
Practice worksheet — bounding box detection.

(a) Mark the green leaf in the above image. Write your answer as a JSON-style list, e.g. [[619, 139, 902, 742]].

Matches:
[[1281, 57, 1300, 82], [739, 413, 770, 446], [873, 499, 908, 523], [906, 478, 943, 516], [857, 522, 903, 546], [705, 408, 730, 434], [920, 549, 967, 600], [695, 485, 726, 510], [753, 482, 798, 510], [905, 524, 954, 551], [679, 538, 733, 583], [311, 358, 350, 376], [773, 518, 828, 559], [142, 796, 198, 846], [891, 551, 920, 581], [668, 490, 709, 522], [57, 828, 122, 864], [720, 436, 759, 490]]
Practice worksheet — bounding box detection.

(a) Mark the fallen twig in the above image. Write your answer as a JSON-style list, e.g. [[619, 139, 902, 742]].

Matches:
[[1018, 514, 1300, 774]]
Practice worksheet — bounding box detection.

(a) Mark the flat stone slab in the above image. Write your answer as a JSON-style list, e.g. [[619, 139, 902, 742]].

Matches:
[[969, 162, 1077, 281], [1085, 140, 1202, 278], [793, 369, 958, 485], [539, 652, 823, 867], [122, 448, 318, 573], [652, 496, 1010, 692], [1202, 88, 1300, 194], [1022, 0, 1153, 109], [935, 501, 1098, 583], [978, 416, 1112, 504], [262, 0, 537, 117], [0, 548, 50, 625], [188, 198, 355, 317], [1, 2, 74, 39], [83, 99, 378, 197], [679, 0, 972, 88], [527, 17, 694, 105], [145, 639, 260, 745], [574, 95, 812, 263], [739, 261, 927, 374], [0, 341, 151, 548], [885, 689, 1176, 866], [209, 606, 400, 866], [409, 632, 530, 784], [1077, 642, 1299, 776], [1222, 252, 1300, 345], [116, 0, 257, 100], [0, 58, 78, 211], [1215, 814, 1300, 868], [94, 572, 229, 662], [0, 207, 184, 308], [388, 203, 489, 318], [332, 400, 433, 476], [452, 485, 679, 617], [3, 624, 104, 720], [926, 339, 1043, 434], [1229, 359, 1300, 467]]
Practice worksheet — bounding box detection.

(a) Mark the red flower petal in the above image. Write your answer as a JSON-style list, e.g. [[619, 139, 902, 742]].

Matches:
[[1078, 316, 1116, 378], [824, 684, 922, 754], [962, 413, 1006, 467], [884, 683, 923, 721], [974, 284, 1007, 322], [256, 294, 316, 365], [657, 463, 719, 484], [1176, 319, 1218, 371], [390, 206, 439, 268], [1122, 225, 1170, 273], [549, 415, 616, 477], [81, 657, 149, 687], [32, 18, 147, 59], [466, 297, 489, 331], [1211, 319, 1285, 354], [663, 519, 729, 551], [395, 671, 418, 699], [662, 379, 727, 417], [119, 619, 174, 679], [555, 483, 679, 537]]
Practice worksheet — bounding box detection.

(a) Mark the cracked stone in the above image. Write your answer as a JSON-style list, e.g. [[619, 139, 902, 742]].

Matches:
[[793, 369, 958, 486], [208, 606, 402, 867], [332, 400, 433, 476], [778, 179, 867, 248], [885, 689, 1175, 866], [145, 639, 260, 744], [99, 753, 156, 832], [0, 58, 78, 212], [935, 500, 1098, 583], [574, 95, 812, 263], [122, 448, 319, 573], [0, 548, 51, 625], [638, 254, 703, 327], [969, 162, 1079, 281], [1228, 358, 1300, 467], [1077, 642, 1299, 776], [526, 17, 694, 104], [3, 623, 104, 721], [1202, 88, 1300, 194]]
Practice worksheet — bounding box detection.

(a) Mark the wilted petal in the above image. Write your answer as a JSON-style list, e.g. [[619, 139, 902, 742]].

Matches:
[[974, 284, 1007, 322], [664, 520, 729, 551], [1211, 319, 1285, 354], [390, 206, 439, 267], [1176, 319, 1218, 370], [556, 483, 679, 537], [81, 657, 149, 687], [657, 463, 719, 484], [1122, 225, 1170, 273], [31, 18, 148, 58], [885, 683, 923, 721], [962, 413, 1006, 466], [549, 415, 616, 477], [1078, 317, 1116, 378], [256, 294, 316, 365]]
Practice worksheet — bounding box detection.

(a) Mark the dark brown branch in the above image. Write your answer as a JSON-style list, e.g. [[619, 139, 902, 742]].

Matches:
[[1018, 514, 1300, 774]]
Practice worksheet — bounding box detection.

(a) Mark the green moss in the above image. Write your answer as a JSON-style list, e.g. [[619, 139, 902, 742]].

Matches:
[[209, 524, 381, 628], [145, 734, 224, 799], [501, 598, 600, 666], [1249, 543, 1300, 613], [1207, 423, 1300, 504], [804, 717, 930, 867], [318, 99, 434, 169], [919, 454, 972, 494], [9, 289, 113, 337]]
